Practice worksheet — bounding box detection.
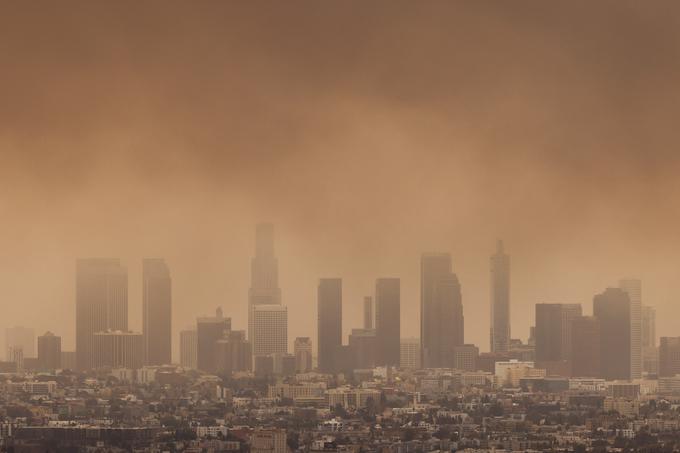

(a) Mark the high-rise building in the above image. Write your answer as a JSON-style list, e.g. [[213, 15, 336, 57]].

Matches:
[[593, 288, 631, 380], [75, 259, 128, 370], [535, 303, 582, 364], [142, 258, 172, 366], [252, 304, 288, 357], [5, 326, 35, 360], [571, 316, 601, 377], [197, 308, 230, 373], [248, 223, 282, 342], [363, 296, 373, 329], [659, 337, 680, 377], [348, 328, 377, 370], [453, 344, 479, 371], [620, 279, 642, 379], [490, 241, 511, 353], [37, 332, 61, 371], [216, 330, 252, 375], [60, 351, 76, 370], [9, 346, 24, 372], [180, 329, 197, 369], [318, 278, 342, 373], [642, 305, 658, 374], [294, 337, 312, 372], [420, 254, 464, 368], [92, 330, 144, 369], [400, 338, 421, 370], [375, 278, 400, 366]]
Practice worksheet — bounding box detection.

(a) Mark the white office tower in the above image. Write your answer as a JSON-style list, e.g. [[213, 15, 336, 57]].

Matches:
[[252, 304, 288, 357], [620, 279, 642, 379], [400, 338, 421, 369], [180, 329, 198, 369]]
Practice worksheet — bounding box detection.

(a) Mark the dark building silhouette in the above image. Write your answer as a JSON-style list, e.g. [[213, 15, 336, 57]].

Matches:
[[421, 254, 464, 368], [375, 278, 400, 366], [363, 296, 373, 329], [453, 344, 479, 371], [593, 288, 631, 380], [197, 307, 230, 373], [75, 259, 128, 370], [254, 355, 274, 377], [37, 332, 61, 371], [348, 328, 377, 370], [142, 259, 172, 366], [535, 303, 582, 364], [490, 241, 511, 353], [571, 316, 601, 377], [216, 330, 252, 375], [659, 337, 680, 377], [317, 278, 342, 373]]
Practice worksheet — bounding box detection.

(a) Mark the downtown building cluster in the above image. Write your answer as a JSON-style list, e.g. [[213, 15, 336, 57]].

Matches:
[[1, 225, 680, 452]]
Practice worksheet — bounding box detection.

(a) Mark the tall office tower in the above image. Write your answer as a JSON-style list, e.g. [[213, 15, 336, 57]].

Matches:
[[9, 346, 24, 372], [317, 278, 342, 373], [37, 332, 61, 370], [180, 329, 198, 369], [659, 337, 680, 377], [641, 305, 658, 374], [593, 288, 631, 380], [92, 330, 144, 369], [252, 304, 288, 356], [142, 259, 172, 366], [216, 330, 252, 375], [348, 328, 377, 370], [294, 337, 313, 372], [5, 326, 35, 360], [363, 296, 373, 329], [400, 338, 421, 369], [75, 259, 128, 370], [197, 308, 231, 373], [535, 303, 582, 363], [453, 344, 479, 371], [248, 223, 282, 342], [60, 351, 76, 370], [420, 254, 464, 367], [571, 316, 601, 377], [375, 278, 400, 366], [490, 240, 511, 353], [620, 279, 642, 379]]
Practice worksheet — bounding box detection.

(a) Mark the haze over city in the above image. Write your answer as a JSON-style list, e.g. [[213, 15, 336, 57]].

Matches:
[[2, 0, 680, 359]]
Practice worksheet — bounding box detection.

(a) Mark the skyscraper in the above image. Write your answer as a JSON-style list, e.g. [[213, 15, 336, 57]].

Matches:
[[317, 278, 342, 373], [375, 278, 400, 366], [619, 279, 642, 379], [248, 223, 282, 342], [571, 316, 601, 377], [490, 240, 511, 353], [180, 329, 197, 369], [593, 288, 631, 380], [535, 303, 582, 363], [37, 331, 61, 371], [641, 305, 658, 375], [348, 328, 377, 370], [252, 304, 288, 357], [5, 326, 35, 360], [216, 330, 252, 375], [197, 307, 230, 373], [142, 259, 172, 366], [420, 253, 464, 368], [659, 337, 680, 377], [76, 259, 128, 370], [363, 296, 373, 329], [294, 337, 312, 372], [92, 330, 144, 369], [400, 338, 421, 369]]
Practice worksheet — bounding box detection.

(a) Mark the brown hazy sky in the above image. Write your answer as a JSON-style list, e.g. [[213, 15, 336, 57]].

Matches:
[[2, 1, 680, 358]]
